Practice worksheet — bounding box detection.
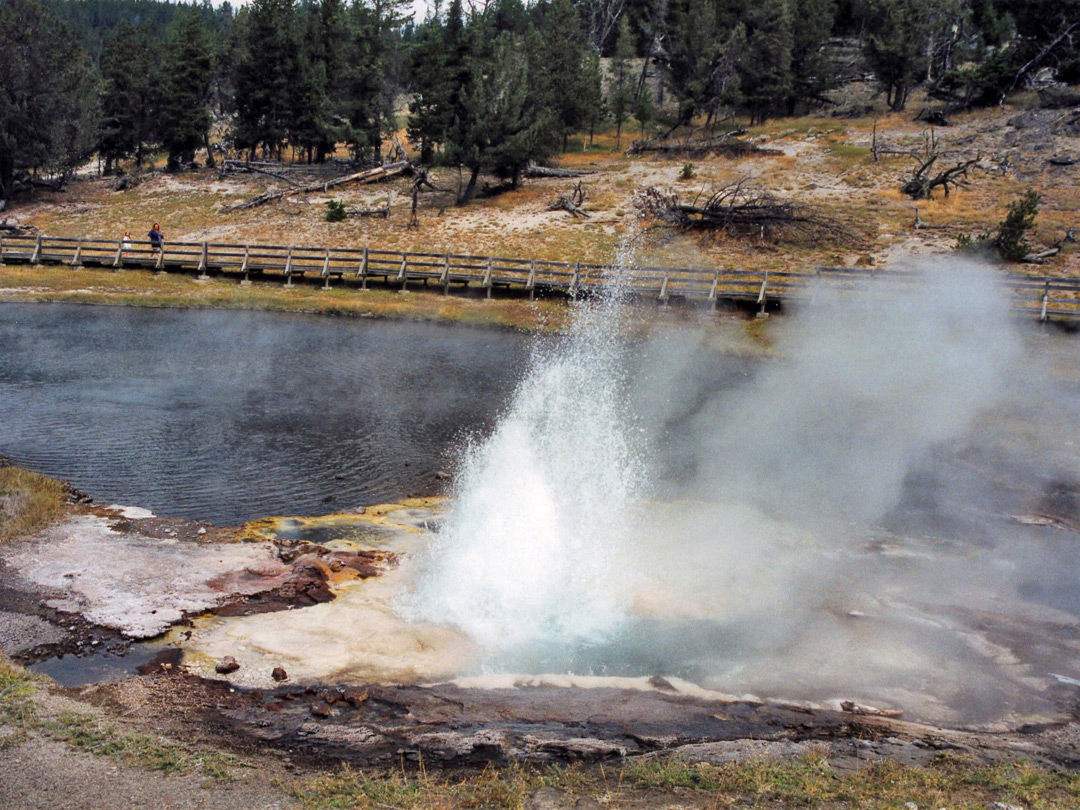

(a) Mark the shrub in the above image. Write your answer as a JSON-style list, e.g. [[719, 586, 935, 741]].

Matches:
[[994, 189, 1041, 261], [325, 200, 347, 222]]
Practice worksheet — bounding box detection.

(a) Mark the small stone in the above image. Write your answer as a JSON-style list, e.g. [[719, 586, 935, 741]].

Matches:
[[197, 527, 206, 535], [310, 702, 331, 718], [343, 686, 370, 706], [215, 656, 241, 674], [271, 666, 289, 682]]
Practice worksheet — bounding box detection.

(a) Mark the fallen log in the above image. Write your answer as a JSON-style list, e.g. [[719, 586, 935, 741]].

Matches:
[[221, 161, 304, 187], [524, 164, 597, 179], [224, 161, 409, 212], [627, 135, 780, 159]]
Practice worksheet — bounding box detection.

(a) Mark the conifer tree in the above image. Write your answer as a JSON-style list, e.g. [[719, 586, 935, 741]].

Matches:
[[98, 21, 155, 173], [232, 0, 302, 159], [863, 0, 933, 111], [0, 0, 100, 200], [528, 0, 590, 152], [609, 15, 636, 147], [158, 8, 216, 169], [740, 0, 794, 123]]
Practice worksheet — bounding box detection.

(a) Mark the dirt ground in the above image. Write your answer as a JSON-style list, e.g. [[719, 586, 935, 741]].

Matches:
[[5, 89, 1079, 282]]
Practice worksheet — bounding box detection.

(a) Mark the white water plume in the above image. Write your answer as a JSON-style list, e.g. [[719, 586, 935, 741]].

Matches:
[[404, 253, 1080, 724], [406, 250, 645, 652]]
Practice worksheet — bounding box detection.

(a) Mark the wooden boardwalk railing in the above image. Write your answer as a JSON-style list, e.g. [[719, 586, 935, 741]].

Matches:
[[1, 233, 1078, 321]]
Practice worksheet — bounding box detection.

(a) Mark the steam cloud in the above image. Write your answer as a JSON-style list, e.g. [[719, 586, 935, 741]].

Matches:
[[409, 256, 1080, 723]]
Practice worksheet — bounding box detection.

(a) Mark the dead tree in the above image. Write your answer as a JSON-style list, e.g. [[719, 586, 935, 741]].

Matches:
[[548, 182, 590, 218], [406, 168, 448, 228], [224, 162, 409, 211], [635, 181, 854, 244], [900, 131, 979, 199]]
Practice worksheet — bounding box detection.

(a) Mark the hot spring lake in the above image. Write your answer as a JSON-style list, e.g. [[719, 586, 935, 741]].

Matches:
[[0, 302, 540, 524]]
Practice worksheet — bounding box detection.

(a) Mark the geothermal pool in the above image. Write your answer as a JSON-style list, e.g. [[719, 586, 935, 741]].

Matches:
[[0, 303, 534, 524], [2, 267, 1080, 728]]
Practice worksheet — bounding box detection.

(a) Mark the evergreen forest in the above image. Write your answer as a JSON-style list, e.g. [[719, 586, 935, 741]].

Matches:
[[1, 0, 1078, 203]]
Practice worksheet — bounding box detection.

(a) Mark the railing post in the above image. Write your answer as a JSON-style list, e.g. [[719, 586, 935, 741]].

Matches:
[[71, 238, 83, 268], [569, 262, 580, 300], [284, 246, 293, 287], [398, 253, 408, 291], [197, 242, 209, 279], [483, 258, 493, 300], [441, 253, 450, 295], [1040, 280, 1049, 322], [322, 248, 331, 289], [359, 247, 369, 290], [113, 240, 124, 269], [527, 260, 536, 301], [31, 235, 42, 265], [658, 274, 670, 304], [708, 270, 719, 311], [240, 246, 251, 286], [757, 270, 769, 318], [155, 245, 165, 271]]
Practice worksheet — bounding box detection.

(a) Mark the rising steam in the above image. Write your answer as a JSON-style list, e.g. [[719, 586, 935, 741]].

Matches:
[[407, 255, 1080, 721]]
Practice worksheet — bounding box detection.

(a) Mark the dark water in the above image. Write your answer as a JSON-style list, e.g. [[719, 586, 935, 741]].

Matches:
[[0, 303, 531, 524]]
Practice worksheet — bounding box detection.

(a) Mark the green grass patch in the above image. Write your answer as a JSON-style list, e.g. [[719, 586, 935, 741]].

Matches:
[[44, 712, 250, 779], [0, 656, 39, 738], [0, 466, 67, 543]]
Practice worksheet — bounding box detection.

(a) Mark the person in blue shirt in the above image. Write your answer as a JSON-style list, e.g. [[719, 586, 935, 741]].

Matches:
[[148, 223, 164, 255]]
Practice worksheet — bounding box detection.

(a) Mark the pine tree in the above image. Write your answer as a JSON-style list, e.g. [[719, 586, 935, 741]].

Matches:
[[0, 0, 100, 200], [158, 8, 216, 170], [665, 0, 722, 128], [787, 0, 836, 113], [740, 0, 794, 123], [580, 47, 606, 146], [98, 21, 155, 173], [528, 0, 590, 152], [863, 0, 933, 111], [445, 24, 555, 204], [232, 0, 302, 159], [609, 15, 636, 147]]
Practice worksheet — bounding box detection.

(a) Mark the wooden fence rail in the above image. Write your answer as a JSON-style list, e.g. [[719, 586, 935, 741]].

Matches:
[[1, 233, 1077, 321]]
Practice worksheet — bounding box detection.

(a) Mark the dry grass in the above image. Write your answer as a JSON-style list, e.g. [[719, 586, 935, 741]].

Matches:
[[7, 103, 1078, 305], [289, 753, 1080, 810], [0, 465, 67, 543], [0, 264, 574, 332]]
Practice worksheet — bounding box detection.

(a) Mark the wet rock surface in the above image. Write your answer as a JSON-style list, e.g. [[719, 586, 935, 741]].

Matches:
[[83, 667, 1080, 773]]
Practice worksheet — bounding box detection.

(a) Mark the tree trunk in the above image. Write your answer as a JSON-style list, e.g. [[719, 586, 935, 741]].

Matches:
[[457, 165, 481, 206], [204, 132, 216, 169]]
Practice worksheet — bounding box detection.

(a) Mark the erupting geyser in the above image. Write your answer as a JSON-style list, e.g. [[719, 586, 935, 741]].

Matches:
[[407, 250, 645, 653], [406, 253, 1080, 723]]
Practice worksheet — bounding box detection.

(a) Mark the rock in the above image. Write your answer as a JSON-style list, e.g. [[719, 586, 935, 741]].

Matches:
[[343, 686, 370, 706], [1038, 85, 1080, 110], [215, 655, 241, 674], [271, 666, 288, 682], [991, 804, 1027, 810], [310, 702, 332, 718], [839, 700, 902, 718], [525, 786, 573, 810]]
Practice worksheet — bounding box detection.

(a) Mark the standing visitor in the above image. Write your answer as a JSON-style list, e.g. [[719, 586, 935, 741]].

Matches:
[[148, 223, 164, 255]]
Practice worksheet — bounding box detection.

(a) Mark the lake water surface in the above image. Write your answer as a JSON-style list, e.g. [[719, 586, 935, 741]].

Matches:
[[0, 303, 532, 524]]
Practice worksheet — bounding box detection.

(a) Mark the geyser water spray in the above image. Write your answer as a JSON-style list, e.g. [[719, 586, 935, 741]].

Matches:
[[406, 245, 645, 654]]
